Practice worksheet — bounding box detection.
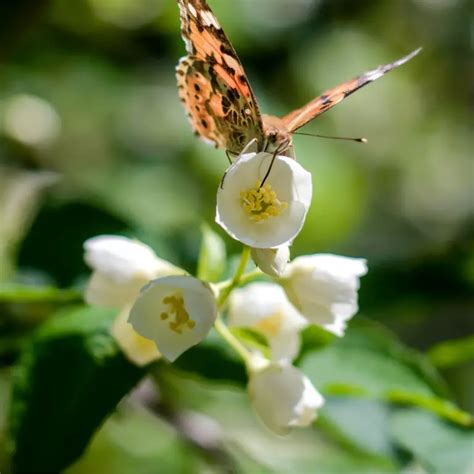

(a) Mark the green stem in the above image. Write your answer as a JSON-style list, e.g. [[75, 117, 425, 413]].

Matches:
[[217, 246, 251, 308], [214, 317, 252, 369], [239, 268, 264, 286], [232, 245, 251, 286], [213, 246, 254, 368]]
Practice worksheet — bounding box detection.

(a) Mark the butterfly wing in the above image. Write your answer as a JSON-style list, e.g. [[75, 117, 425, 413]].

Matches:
[[282, 48, 421, 133], [176, 0, 264, 153]]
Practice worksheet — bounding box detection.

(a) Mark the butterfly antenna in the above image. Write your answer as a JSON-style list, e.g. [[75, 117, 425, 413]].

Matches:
[[293, 131, 368, 143]]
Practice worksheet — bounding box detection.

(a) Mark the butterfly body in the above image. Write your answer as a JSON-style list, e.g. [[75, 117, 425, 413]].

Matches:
[[176, 0, 420, 158]]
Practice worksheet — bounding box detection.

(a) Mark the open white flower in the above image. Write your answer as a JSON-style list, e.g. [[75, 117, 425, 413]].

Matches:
[[251, 245, 290, 277], [216, 152, 312, 248], [129, 275, 217, 362], [248, 361, 324, 435], [84, 235, 183, 365], [229, 282, 307, 362], [281, 254, 368, 336]]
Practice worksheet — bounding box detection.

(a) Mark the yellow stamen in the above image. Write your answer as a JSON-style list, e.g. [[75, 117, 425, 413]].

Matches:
[[240, 181, 288, 222], [254, 312, 283, 337], [161, 292, 195, 334]]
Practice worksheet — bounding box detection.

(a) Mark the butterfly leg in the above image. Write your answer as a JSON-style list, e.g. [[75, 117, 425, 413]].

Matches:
[[225, 150, 235, 164], [221, 150, 239, 189], [260, 149, 278, 188], [220, 171, 228, 189], [260, 139, 291, 187]]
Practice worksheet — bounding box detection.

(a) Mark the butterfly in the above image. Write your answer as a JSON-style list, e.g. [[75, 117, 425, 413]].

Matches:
[[176, 0, 420, 158]]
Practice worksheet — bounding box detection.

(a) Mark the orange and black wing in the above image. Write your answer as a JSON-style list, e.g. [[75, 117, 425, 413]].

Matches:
[[176, 0, 264, 153], [282, 48, 421, 133]]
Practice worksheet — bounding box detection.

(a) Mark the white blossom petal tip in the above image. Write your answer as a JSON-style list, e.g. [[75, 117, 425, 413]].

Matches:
[[216, 152, 312, 249], [129, 275, 217, 362], [248, 363, 324, 435], [282, 254, 368, 336], [83, 235, 183, 308], [251, 245, 290, 277]]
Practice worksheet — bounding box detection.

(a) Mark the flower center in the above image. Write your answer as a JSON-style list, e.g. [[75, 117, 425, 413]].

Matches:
[[240, 181, 288, 222], [160, 292, 196, 334], [255, 312, 283, 337]]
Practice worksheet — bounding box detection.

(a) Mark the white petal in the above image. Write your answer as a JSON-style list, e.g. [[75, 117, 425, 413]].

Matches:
[[129, 275, 217, 362], [283, 254, 367, 335], [84, 235, 183, 308], [248, 363, 324, 435], [251, 245, 290, 277], [229, 282, 307, 362], [84, 235, 178, 281], [112, 307, 161, 366], [216, 152, 312, 248], [85, 272, 145, 309]]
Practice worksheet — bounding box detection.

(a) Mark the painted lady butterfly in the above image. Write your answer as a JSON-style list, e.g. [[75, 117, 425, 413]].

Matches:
[[176, 0, 420, 157]]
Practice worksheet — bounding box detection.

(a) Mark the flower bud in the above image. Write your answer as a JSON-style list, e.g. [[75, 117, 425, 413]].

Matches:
[[248, 361, 324, 435], [251, 245, 290, 277]]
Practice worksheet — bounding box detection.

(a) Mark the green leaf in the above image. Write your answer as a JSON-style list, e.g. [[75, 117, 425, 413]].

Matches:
[[231, 327, 270, 358], [0, 283, 82, 303], [428, 335, 474, 369], [318, 398, 395, 460], [8, 305, 147, 473], [157, 367, 398, 474], [300, 321, 472, 426], [197, 224, 226, 282], [66, 403, 206, 474], [390, 408, 474, 473]]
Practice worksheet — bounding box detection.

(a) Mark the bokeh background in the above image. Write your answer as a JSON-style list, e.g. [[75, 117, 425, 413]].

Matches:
[[0, 0, 473, 472]]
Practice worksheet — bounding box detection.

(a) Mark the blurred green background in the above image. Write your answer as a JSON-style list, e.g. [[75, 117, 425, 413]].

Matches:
[[0, 0, 473, 472]]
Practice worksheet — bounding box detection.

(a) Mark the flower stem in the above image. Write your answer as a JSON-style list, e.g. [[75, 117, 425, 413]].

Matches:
[[214, 316, 252, 369], [233, 245, 251, 286], [217, 246, 251, 308], [214, 246, 253, 368], [239, 268, 264, 285]]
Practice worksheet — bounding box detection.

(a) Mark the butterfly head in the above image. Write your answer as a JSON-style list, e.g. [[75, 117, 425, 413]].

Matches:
[[262, 114, 293, 155]]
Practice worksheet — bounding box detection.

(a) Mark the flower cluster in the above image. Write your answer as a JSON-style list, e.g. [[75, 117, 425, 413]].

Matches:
[[83, 150, 367, 434]]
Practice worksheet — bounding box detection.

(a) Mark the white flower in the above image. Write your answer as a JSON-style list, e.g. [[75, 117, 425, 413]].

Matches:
[[228, 282, 307, 362], [281, 254, 368, 336], [248, 361, 324, 435], [84, 235, 183, 365], [216, 152, 312, 248], [129, 275, 217, 362], [84, 235, 182, 308], [250, 245, 290, 277]]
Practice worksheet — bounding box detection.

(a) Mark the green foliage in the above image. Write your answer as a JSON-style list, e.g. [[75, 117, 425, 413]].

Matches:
[[318, 399, 394, 460], [173, 330, 246, 385], [428, 335, 474, 369], [0, 283, 82, 303], [0, 0, 472, 471], [197, 223, 226, 282], [300, 321, 472, 426], [390, 409, 474, 473], [8, 306, 146, 473]]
